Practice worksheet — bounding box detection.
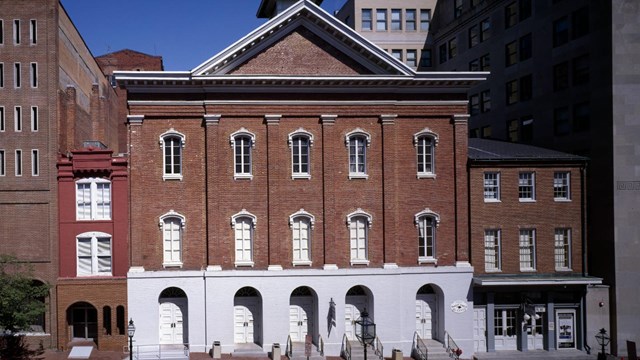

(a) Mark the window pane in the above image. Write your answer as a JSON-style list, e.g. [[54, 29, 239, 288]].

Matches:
[[376, 9, 387, 31]]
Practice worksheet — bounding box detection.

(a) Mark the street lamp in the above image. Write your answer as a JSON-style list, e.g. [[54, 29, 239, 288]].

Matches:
[[595, 328, 610, 360], [128, 319, 136, 360], [355, 308, 376, 360]]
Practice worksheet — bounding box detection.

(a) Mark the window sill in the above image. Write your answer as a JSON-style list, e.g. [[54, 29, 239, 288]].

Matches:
[[235, 261, 255, 268], [555, 267, 573, 272], [520, 268, 537, 272], [292, 174, 311, 180], [418, 257, 437, 265], [554, 198, 571, 202], [293, 260, 312, 267], [350, 259, 370, 266], [163, 262, 183, 269], [518, 199, 536, 203], [485, 269, 502, 273], [349, 173, 369, 180], [483, 199, 501, 203], [417, 173, 436, 179], [234, 174, 253, 180], [76, 218, 112, 222], [77, 273, 113, 277], [163, 174, 183, 181]]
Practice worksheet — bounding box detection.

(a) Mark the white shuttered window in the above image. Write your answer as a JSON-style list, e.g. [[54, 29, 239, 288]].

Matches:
[[77, 232, 112, 276]]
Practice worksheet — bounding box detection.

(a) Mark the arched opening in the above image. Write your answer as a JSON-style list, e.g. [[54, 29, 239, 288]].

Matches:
[[344, 285, 374, 341], [29, 279, 47, 334], [67, 302, 98, 342], [416, 284, 444, 341], [233, 287, 263, 346], [289, 286, 318, 343], [158, 287, 188, 345]]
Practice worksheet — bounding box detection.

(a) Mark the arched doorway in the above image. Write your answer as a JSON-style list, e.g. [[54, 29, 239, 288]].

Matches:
[[289, 286, 317, 343], [415, 284, 440, 341], [233, 287, 262, 345], [344, 285, 373, 341], [67, 302, 98, 341], [159, 287, 188, 345]]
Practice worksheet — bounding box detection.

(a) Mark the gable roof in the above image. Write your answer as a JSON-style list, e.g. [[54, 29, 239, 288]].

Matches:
[[191, 0, 414, 76], [468, 138, 588, 163]]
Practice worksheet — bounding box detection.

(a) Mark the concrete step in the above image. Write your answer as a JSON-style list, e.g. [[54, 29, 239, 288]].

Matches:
[[233, 343, 268, 358], [287, 342, 325, 360]]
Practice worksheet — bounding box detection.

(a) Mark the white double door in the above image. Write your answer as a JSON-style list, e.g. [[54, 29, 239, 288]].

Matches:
[[473, 308, 487, 352], [234, 298, 261, 344], [526, 315, 544, 350], [416, 294, 437, 340], [289, 298, 314, 342], [344, 296, 367, 341], [159, 298, 187, 345]]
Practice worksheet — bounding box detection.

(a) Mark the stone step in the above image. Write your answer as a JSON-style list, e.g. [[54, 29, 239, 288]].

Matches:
[[287, 342, 325, 360]]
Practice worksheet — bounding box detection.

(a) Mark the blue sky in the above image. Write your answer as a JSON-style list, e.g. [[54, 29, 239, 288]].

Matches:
[[61, 0, 347, 71]]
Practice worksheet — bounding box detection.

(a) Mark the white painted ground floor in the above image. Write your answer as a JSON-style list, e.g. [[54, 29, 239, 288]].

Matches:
[[127, 264, 475, 357]]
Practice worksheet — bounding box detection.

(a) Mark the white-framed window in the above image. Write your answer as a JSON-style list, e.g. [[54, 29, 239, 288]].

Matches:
[[15, 149, 22, 176], [0, 150, 5, 176], [288, 129, 313, 179], [14, 106, 21, 132], [290, 209, 315, 266], [414, 128, 438, 178], [554, 228, 571, 270], [76, 178, 111, 220], [0, 63, 4, 88], [76, 231, 112, 276], [484, 172, 500, 201], [347, 208, 372, 265], [0, 106, 5, 131], [31, 106, 38, 132], [519, 228, 536, 271], [345, 128, 370, 179], [415, 208, 440, 263], [361, 9, 372, 31], [160, 210, 185, 267], [159, 129, 185, 180], [406, 9, 417, 31], [230, 128, 255, 180], [484, 229, 501, 271], [29, 19, 37, 44], [31, 149, 38, 176], [391, 9, 402, 30], [14, 62, 20, 88], [376, 9, 387, 31], [553, 171, 570, 201], [13, 19, 20, 44], [232, 209, 256, 267], [30, 62, 37, 88], [0, 20, 4, 45], [407, 49, 417, 67], [518, 172, 535, 201]]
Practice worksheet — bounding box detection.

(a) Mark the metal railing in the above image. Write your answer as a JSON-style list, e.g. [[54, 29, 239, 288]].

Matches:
[[318, 334, 325, 356], [413, 332, 428, 360], [341, 334, 352, 360], [132, 344, 189, 360], [286, 335, 293, 358], [374, 336, 384, 360], [445, 332, 461, 360]]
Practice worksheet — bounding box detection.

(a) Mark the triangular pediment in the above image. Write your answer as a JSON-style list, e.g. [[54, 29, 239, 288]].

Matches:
[[191, 0, 413, 77]]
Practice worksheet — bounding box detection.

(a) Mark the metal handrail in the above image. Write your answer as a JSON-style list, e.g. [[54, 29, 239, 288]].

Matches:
[[413, 332, 428, 360], [374, 336, 384, 360], [342, 334, 352, 360], [286, 335, 293, 358], [318, 334, 325, 356], [445, 332, 461, 360]]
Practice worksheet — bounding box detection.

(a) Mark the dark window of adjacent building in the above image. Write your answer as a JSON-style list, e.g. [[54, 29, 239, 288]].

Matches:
[[480, 19, 491, 41], [573, 102, 590, 132], [481, 90, 491, 112], [469, 24, 479, 48], [420, 10, 431, 32], [519, 33, 532, 61], [505, 2, 517, 28], [448, 38, 457, 59], [406, 9, 416, 31], [506, 80, 519, 105], [471, 0, 481, 9], [553, 16, 569, 47], [14, 63, 21, 88], [439, 44, 447, 64], [420, 49, 432, 67], [469, 58, 480, 71], [0, 63, 4, 88], [519, 0, 532, 21], [507, 119, 519, 141], [481, 126, 492, 138], [521, 117, 533, 142], [520, 74, 532, 101], [361, 9, 372, 31], [553, 62, 569, 91], [572, 6, 589, 39], [391, 9, 402, 30], [554, 106, 570, 136], [505, 41, 518, 66], [470, 94, 480, 115], [454, 0, 463, 18], [572, 54, 589, 85], [470, 128, 480, 138], [481, 54, 491, 70]]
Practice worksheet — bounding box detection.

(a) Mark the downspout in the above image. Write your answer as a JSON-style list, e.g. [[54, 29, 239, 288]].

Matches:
[[580, 163, 590, 353]]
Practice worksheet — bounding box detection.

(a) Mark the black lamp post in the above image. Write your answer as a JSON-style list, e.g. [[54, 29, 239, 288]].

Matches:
[[355, 308, 376, 360], [595, 328, 610, 360], [128, 319, 136, 360]]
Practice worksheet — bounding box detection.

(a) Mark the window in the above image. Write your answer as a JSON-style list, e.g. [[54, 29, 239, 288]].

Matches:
[[230, 128, 255, 180], [439, 44, 447, 64], [521, 117, 533, 142], [15, 149, 22, 176], [520, 74, 532, 101], [0, 150, 5, 176], [406, 9, 416, 31], [160, 129, 185, 180], [414, 129, 438, 178], [103, 306, 111, 335], [76, 232, 112, 276], [484, 172, 500, 201], [469, 25, 479, 48], [420, 49, 432, 67], [553, 62, 569, 91], [573, 102, 590, 132], [484, 229, 501, 271], [420, 10, 431, 32], [376, 9, 387, 31], [519, 33, 532, 61], [14, 106, 21, 132], [480, 19, 491, 41], [0, 63, 4, 87], [406, 50, 417, 67], [289, 129, 313, 179], [481, 126, 492, 139], [415, 210, 439, 263], [554, 228, 571, 270], [232, 210, 256, 266], [518, 172, 535, 201], [31, 149, 38, 176], [290, 210, 315, 265], [506, 80, 518, 105], [160, 211, 185, 267], [505, 41, 517, 66], [13, 19, 20, 44], [495, 309, 517, 337], [480, 54, 490, 71], [30, 63, 37, 88], [391, 9, 402, 30], [30, 19, 37, 44], [391, 49, 402, 62], [346, 129, 370, 179], [14, 62, 21, 88], [116, 306, 125, 335], [361, 9, 372, 31], [572, 54, 589, 85], [519, 229, 536, 270], [553, 16, 569, 47], [481, 90, 491, 112], [554, 172, 570, 200], [348, 209, 372, 265], [448, 38, 457, 59], [505, 2, 517, 28], [520, 0, 532, 20], [0, 107, 4, 131], [0, 20, 3, 44], [507, 119, 519, 142], [554, 106, 570, 136], [76, 178, 111, 220], [469, 58, 480, 71], [31, 106, 38, 131], [469, 94, 480, 115], [572, 7, 589, 39], [454, 0, 463, 18]]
